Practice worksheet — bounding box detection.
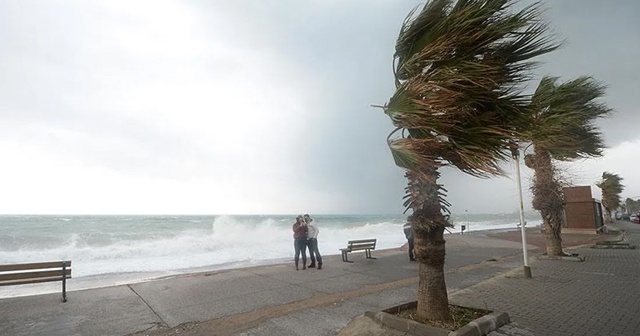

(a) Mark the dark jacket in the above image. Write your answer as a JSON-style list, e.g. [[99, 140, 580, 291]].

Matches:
[[293, 222, 308, 240]]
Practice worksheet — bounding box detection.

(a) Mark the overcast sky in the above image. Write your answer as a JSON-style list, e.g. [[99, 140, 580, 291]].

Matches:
[[0, 0, 638, 215]]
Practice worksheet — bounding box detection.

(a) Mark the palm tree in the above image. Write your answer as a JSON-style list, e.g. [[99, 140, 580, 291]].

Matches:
[[382, 0, 557, 322], [597, 172, 625, 223], [520, 77, 611, 256], [626, 197, 640, 214]]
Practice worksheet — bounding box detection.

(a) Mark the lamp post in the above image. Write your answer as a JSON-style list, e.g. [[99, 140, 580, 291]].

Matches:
[[510, 142, 532, 278]]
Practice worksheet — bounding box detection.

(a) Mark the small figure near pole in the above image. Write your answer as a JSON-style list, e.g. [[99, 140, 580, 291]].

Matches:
[[402, 222, 416, 261], [465, 209, 470, 232]]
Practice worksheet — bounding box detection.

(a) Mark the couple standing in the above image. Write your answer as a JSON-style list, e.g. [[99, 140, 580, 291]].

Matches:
[[292, 214, 323, 270]]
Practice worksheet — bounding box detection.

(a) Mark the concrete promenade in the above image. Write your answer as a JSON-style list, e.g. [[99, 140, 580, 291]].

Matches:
[[0, 223, 633, 336]]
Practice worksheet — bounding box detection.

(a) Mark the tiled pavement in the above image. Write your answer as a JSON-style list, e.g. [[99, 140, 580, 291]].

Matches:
[[451, 221, 640, 336]]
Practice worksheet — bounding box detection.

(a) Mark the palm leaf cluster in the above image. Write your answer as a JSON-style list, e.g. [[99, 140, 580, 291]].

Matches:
[[385, 0, 558, 218], [626, 198, 640, 214], [597, 172, 625, 217], [522, 76, 612, 160]]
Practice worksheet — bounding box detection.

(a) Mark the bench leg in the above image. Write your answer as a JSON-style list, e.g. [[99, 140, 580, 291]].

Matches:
[[365, 249, 376, 260], [62, 266, 67, 303], [341, 250, 353, 263]]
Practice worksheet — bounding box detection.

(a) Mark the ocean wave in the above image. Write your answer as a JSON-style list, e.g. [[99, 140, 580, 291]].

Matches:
[[0, 214, 534, 280]]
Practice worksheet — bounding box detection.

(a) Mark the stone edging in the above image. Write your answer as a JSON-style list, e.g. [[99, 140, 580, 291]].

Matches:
[[364, 311, 449, 336], [537, 254, 585, 262], [364, 305, 510, 336], [449, 311, 510, 336]]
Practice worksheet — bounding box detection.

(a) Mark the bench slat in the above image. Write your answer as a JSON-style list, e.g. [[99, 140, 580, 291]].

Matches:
[[349, 245, 375, 251], [0, 261, 71, 272], [0, 275, 71, 287], [347, 239, 376, 244], [349, 242, 376, 247], [0, 269, 72, 282]]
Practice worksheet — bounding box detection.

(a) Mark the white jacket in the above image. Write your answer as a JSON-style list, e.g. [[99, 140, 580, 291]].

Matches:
[[307, 220, 319, 239]]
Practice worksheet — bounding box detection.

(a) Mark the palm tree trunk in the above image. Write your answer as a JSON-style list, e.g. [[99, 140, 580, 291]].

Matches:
[[541, 209, 563, 256], [531, 146, 564, 256], [407, 168, 451, 322], [603, 208, 612, 223], [414, 226, 450, 321]]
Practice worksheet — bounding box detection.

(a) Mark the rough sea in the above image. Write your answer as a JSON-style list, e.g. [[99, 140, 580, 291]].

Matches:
[[0, 213, 541, 298]]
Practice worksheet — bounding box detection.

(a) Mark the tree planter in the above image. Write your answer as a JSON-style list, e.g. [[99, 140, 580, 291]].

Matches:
[[364, 301, 510, 336], [537, 253, 585, 261], [592, 240, 636, 249]]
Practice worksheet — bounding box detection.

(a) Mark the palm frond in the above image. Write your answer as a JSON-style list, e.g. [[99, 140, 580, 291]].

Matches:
[[388, 0, 558, 179], [382, 0, 559, 219], [597, 172, 625, 210], [522, 76, 612, 160], [403, 170, 452, 216]]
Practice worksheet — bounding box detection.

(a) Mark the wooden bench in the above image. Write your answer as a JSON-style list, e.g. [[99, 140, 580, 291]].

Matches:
[[0, 261, 72, 302], [339, 239, 377, 262]]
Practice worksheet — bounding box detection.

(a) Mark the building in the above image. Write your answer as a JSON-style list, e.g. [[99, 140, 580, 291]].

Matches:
[[563, 186, 605, 233]]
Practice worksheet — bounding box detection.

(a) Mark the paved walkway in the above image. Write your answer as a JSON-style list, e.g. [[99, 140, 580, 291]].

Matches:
[[0, 233, 532, 336], [0, 224, 629, 336], [451, 221, 640, 336]]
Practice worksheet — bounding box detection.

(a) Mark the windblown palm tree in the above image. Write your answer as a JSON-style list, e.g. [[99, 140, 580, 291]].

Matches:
[[624, 197, 640, 214], [520, 77, 611, 256], [382, 0, 557, 322], [626, 197, 640, 214], [597, 172, 625, 223]]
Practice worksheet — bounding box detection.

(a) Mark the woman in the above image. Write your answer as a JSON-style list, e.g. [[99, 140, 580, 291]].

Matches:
[[292, 215, 308, 270]]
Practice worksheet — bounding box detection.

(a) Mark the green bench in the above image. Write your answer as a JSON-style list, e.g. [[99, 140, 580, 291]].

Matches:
[[0, 261, 72, 302]]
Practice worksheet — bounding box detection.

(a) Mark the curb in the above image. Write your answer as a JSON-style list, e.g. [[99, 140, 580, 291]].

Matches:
[[365, 308, 510, 336], [591, 231, 636, 249], [364, 311, 449, 336], [448, 312, 510, 336], [537, 254, 585, 262], [591, 243, 637, 249]]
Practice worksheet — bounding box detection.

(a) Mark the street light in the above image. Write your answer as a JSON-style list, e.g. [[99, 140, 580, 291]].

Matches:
[[510, 142, 532, 278]]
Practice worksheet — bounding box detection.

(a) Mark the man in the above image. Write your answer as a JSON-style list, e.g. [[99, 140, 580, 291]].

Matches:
[[304, 214, 323, 270], [403, 222, 416, 261]]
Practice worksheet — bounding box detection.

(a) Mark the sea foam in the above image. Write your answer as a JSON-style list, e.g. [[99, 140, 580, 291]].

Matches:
[[0, 214, 537, 298]]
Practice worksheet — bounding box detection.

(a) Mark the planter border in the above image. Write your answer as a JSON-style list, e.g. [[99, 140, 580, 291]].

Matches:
[[537, 253, 585, 262], [592, 240, 636, 249], [365, 301, 509, 336]]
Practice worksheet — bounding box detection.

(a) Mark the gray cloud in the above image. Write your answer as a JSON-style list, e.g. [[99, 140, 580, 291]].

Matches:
[[0, 0, 637, 214]]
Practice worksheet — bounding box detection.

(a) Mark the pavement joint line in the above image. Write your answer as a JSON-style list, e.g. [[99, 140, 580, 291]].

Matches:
[[127, 284, 169, 329], [143, 254, 528, 335], [245, 266, 365, 286], [141, 275, 421, 336]]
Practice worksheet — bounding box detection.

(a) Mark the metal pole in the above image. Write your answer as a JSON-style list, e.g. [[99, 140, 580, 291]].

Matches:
[[513, 148, 532, 278]]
